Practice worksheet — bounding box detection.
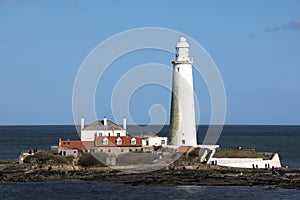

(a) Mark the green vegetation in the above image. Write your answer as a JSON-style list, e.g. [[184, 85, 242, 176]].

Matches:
[[153, 145, 162, 151], [213, 149, 270, 159], [78, 153, 107, 167], [187, 148, 200, 157], [0, 159, 18, 164], [117, 152, 159, 165], [24, 152, 72, 165]]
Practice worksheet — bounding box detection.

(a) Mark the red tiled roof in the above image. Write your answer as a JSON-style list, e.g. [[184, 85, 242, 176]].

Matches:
[[95, 136, 142, 147], [60, 140, 95, 150], [177, 146, 192, 153]]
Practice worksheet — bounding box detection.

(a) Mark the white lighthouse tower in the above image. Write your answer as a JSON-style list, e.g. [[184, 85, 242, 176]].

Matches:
[[169, 37, 197, 146]]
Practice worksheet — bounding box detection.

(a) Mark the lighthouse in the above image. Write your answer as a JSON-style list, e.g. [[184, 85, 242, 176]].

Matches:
[[169, 37, 197, 146]]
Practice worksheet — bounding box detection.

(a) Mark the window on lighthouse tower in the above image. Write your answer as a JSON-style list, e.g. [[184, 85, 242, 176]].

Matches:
[[177, 47, 189, 61]]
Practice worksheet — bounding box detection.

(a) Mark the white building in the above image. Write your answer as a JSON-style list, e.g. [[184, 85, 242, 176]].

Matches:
[[62, 149, 79, 158], [80, 116, 127, 141], [142, 133, 168, 147], [169, 37, 197, 146]]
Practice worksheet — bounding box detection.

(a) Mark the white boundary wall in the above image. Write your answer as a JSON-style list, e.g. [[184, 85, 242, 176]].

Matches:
[[209, 153, 281, 168]]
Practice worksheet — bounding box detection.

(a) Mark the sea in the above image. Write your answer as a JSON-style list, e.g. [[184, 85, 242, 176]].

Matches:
[[0, 125, 299, 199]]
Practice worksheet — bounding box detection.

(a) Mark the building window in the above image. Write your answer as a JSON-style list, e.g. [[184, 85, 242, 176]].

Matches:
[[117, 133, 120, 137], [131, 138, 136, 145], [116, 137, 122, 145], [100, 149, 103, 152], [182, 140, 185, 145], [146, 140, 149, 146], [177, 67, 179, 72], [161, 140, 165, 145], [108, 149, 111, 153], [63, 142, 66, 145], [102, 138, 108, 145], [121, 149, 124, 152], [99, 132, 102, 136]]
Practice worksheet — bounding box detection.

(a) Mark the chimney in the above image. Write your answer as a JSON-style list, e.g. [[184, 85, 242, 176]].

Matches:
[[94, 133, 97, 147], [104, 116, 107, 126], [123, 116, 126, 131], [81, 116, 85, 129]]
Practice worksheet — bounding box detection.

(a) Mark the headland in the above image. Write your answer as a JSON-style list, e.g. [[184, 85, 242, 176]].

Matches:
[[0, 152, 299, 190]]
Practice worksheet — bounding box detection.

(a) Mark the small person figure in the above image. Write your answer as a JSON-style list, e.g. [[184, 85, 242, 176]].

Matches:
[[271, 166, 275, 174], [256, 164, 258, 169], [252, 164, 255, 169], [265, 163, 268, 168], [267, 163, 270, 168]]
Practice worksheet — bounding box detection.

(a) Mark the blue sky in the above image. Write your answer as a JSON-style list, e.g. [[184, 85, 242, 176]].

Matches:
[[0, 0, 299, 125]]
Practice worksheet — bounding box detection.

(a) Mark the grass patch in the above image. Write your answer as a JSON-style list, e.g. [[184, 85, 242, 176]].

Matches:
[[78, 153, 107, 167], [187, 148, 200, 157], [0, 159, 18, 164], [117, 152, 159, 165], [213, 150, 270, 159], [24, 152, 71, 165]]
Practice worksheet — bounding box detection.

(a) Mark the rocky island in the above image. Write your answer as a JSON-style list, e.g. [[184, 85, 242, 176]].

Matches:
[[0, 151, 299, 190]]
